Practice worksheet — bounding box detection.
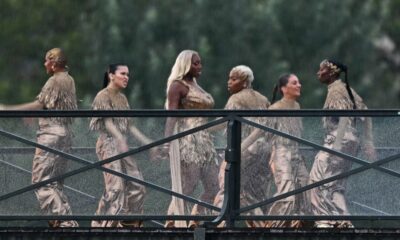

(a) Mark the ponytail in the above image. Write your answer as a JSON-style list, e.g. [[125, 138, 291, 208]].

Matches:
[[271, 84, 279, 103], [102, 63, 127, 89], [271, 73, 292, 104], [103, 72, 109, 89]]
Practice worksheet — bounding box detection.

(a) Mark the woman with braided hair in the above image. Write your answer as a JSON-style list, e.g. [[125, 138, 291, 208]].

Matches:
[[309, 59, 376, 228], [0, 48, 78, 227]]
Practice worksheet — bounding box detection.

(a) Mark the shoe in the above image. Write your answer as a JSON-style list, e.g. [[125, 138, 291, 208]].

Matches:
[[315, 223, 334, 228], [120, 220, 143, 228]]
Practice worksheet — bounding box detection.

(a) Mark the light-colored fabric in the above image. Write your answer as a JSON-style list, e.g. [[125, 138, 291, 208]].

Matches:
[[91, 134, 145, 227], [166, 79, 219, 227], [213, 88, 273, 227], [168, 129, 186, 227], [33, 71, 78, 227], [90, 88, 130, 134], [264, 98, 310, 228], [309, 79, 364, 227], [36, 71, 77, 127], [90, 89, 145, 227]]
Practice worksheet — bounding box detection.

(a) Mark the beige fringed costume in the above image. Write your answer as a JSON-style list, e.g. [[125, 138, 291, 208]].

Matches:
[[166, 79, 219, 227], [264, 98, 310, 228], [32, 71, 78, 227], [309, 80, 373, 228], [90, 88, 145, 228], [213, 88, 272, 227]]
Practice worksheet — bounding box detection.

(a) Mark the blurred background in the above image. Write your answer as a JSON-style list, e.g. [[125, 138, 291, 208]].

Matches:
[[0, 0, 399, 109], [1, 0, 400, 227]]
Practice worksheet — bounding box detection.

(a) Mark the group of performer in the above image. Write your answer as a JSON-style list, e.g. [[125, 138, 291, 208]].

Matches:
[[0, 48, 376, 228]]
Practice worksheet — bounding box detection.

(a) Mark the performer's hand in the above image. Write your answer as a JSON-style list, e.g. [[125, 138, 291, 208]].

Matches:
[[157, 143, 170, 160], [364, 146, 377, 161], [149, 146, 167, 162], [23, 117, 37, 127], [117, 138, 129, 153]]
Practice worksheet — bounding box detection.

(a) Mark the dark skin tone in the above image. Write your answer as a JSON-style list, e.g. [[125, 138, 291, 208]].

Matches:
[[159, 53, 202, 157], [317, 64, 338, 85], [164, 53, 202, 137]]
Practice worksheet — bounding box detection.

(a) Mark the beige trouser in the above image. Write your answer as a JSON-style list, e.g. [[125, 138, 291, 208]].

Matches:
[[166, 160, 219, 227], [91, 134, 146, 227], [265, 144, 309, 228], [309, 131, 359, 227], [32, 128, 78, 227], [213, 151, 272, 228]]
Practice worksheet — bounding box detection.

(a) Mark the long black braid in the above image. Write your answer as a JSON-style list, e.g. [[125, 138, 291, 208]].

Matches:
[[328, 60, 357, 109]]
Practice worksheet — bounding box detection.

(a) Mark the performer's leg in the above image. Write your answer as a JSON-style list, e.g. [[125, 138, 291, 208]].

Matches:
[[33, 133, 78, 228]]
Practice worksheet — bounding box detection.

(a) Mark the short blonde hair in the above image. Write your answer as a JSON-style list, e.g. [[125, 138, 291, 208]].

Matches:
[[46, 48, 67, 68], [230, 65, 254, 87]]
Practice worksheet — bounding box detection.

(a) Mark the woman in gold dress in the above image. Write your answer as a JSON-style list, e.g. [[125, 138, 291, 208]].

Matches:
[[164, 50, 219, 228], [263, 74, 310, 228], [90, 63, 155, 227], [309, 59, 376, 228], [0, 48, 78, 227], [212, 65, 273, 227]]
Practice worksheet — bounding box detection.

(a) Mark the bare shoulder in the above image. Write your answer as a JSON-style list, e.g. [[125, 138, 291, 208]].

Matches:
[[168, 80, 189, 96]]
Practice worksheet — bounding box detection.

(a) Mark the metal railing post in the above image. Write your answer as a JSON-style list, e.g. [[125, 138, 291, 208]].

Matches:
[[225, 117, 241, 227]]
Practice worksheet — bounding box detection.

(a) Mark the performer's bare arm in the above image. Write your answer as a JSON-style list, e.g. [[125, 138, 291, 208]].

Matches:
[[362, 117, 377, 160], [129, 125, 152, 145], [164, 81, 188, 137], [105, 118, 129, 152], [0, 100, 44, 110]]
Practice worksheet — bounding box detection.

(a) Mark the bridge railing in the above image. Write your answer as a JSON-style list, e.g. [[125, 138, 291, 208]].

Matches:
[[0, 109, 399, 227]]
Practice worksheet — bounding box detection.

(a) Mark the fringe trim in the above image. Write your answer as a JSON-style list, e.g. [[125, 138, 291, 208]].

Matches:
[[90, 88, 129, 133], [36, 72, 77, 125]]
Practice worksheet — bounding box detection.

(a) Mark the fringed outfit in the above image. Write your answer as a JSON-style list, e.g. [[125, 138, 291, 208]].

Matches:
[[264, 98, 310, 228], [166, 80, 219, 227], [213, 88, 272, 227], [309, 80, 372, 227], [90, 88, 145, 228], [33, 71, 78, 227]]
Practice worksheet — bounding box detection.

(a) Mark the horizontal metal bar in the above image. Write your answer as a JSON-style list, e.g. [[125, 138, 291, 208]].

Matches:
[[0, 215, 399, 221], [0, 117, 229, 211], [237, 215, 400, 221], [0, 215, 217, 221], [239, 152, 400, 213], [0, 159, 96, 201], [238, 116, 400, 179], [0, 147, 398, 154], [0, 109, 399, 118]]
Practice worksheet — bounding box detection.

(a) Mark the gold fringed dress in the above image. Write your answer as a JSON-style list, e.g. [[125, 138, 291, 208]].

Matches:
[[33, 71, 78, 227], [90, 88, 146, 227], [309, 80, 373, 228], [213, 88, 273, 228], [166, 79, 219, 227], [264, 98, 310, 228]]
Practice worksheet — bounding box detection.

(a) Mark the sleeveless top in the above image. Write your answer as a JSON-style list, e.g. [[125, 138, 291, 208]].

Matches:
[[174, 79, 217, 165]]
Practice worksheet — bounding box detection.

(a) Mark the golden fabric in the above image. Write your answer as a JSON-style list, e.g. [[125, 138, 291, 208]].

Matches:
[[309, 80, 366, 228], [264, 98, 310, 228], [213, 88, 273, 228], [90, 88, 145, 227], [166, 80, 219, 227], [33, 71, 78, 227], [90, 88, 130, 134]]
